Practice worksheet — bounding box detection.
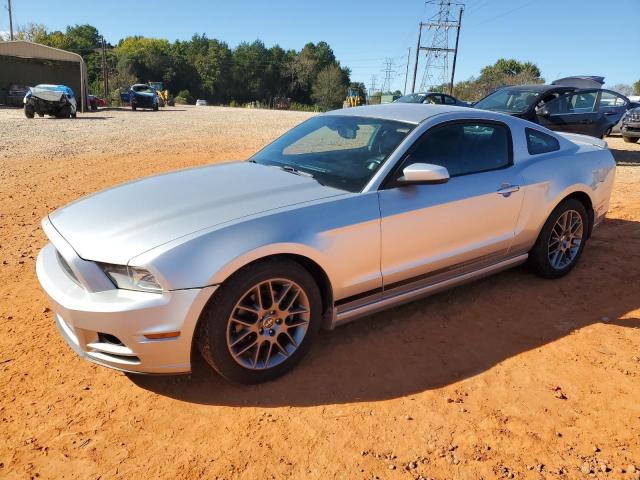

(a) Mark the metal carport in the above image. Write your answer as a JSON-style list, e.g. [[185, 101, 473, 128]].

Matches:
[[0, 40, 88, 112]]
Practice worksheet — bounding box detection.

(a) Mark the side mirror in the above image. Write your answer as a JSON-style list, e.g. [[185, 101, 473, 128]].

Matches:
[[537, 106, 551, 118], [398, 163, 449, 185]]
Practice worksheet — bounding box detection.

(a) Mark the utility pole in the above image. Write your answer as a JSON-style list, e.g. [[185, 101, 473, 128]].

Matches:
[[403, 47, 411, 95], [7, 0, 14, 40], [101, 37, 109, 100], [449, 6, 464, 95], [413, 1, 464, 92], [411, 23, 423, 93]]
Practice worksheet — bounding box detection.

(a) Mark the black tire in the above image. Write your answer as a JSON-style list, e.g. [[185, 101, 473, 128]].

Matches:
[[623, 136, 639, 143], [527, 198, 588, 279], [153, 103, 159, 111], [196, 258, 323, 384], [71, 112, 77, 118], [131, 105, 137, 111], [56, 106, 71, 119], [24, 105, 35, 119], [37, 112, 44, 117]]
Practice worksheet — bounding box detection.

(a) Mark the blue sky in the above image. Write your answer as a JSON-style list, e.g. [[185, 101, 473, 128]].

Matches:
[[3, 0, 639, 92]]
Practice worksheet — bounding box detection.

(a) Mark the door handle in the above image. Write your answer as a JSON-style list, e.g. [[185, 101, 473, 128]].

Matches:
[[604, 111, 616, 115], [497, 185, 520, 197], [579, 119, 593, 124]]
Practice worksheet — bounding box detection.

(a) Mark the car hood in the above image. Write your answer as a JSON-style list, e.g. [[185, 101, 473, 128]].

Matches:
[[48, 162, 346, 265]]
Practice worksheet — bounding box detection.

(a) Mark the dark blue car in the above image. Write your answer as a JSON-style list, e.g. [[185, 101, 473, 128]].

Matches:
[[122, 84, 159, 111]]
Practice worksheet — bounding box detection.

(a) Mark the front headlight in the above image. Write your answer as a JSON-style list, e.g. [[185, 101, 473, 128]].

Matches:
[[99, 263, 163, 293]]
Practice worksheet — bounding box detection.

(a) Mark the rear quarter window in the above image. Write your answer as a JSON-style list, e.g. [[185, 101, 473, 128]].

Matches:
[[526, 128, 560, 155]]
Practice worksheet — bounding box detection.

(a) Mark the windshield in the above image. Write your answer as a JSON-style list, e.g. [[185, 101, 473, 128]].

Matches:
[[395, 93, 428, 103], [475, 88, 541, 113], [251, 115, 414, 192], [132, 85, 154, 93]]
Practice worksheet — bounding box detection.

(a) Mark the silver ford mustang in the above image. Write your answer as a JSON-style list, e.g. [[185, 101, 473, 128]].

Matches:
[[36, 104, 616, 383]]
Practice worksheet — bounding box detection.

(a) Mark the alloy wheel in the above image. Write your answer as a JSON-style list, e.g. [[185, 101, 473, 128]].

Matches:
[[548, 209, 584, 270], [226, 279, 311, 370]]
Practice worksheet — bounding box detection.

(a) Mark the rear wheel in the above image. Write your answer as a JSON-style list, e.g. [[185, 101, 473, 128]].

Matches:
[[197, 258, 322, 384], [527, 198, 588, 279], [623, 136, 639, 143], [131, 105, 137, 111]]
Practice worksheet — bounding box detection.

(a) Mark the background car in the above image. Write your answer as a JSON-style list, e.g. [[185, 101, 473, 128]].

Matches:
[[621, 106, 640, 143], [6, 83, 31, 107], [473, 84, 630, 138], [87, 95, 107, 111], [394, 92, 468, 106], [36, 104, 616, 384], [195, 99, 209, 106], [24, 84, 77, 119], [128, 84, 159, 111], [610, 97, 640, 135]]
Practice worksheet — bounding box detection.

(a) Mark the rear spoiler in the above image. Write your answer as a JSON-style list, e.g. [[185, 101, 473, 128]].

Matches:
[[557, 132, 607, 149]]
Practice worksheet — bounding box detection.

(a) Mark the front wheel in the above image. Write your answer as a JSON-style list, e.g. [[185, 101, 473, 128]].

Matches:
[[197, 258, 322, 384], [527, 198, 588, 279], [623, 136, 639, 143], [24, 105, 35, 118]]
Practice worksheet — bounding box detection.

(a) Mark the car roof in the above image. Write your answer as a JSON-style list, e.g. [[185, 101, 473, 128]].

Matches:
[[324, 103, 466, 124], [496, 84, 571, 93]]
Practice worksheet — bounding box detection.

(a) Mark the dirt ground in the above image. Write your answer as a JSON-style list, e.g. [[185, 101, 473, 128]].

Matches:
[[0, 106, 639, 480]]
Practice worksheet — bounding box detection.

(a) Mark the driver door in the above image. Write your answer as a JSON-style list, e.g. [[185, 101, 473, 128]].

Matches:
[[537, 89, 603, 137], [378, 120, 524, 287]]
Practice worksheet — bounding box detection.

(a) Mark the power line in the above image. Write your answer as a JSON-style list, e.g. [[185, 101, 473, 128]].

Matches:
[[469, 0, 536, 28]]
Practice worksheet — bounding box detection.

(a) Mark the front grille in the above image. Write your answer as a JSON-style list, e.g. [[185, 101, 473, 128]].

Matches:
[[56, 250, 80, 284]]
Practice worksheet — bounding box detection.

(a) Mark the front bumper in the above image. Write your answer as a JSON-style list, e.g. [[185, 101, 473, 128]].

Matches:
[[621, 122, 640, 138], [36, 241, 216, 374], [131, 95, 155, 108]]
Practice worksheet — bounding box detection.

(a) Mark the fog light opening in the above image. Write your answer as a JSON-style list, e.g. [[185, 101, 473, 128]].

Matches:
[[97, 332, 124, 345]]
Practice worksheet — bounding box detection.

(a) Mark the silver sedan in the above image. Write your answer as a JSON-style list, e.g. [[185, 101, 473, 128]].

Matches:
[[36, 104, 616, 383]]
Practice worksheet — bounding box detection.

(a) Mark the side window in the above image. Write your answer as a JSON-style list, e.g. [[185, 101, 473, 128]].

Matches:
[[424, 94, 443, 105], [443, 95, 457, 105], [600, 91, 627, 108], [402, 122, 511, 177], [525, 128, 560, 155], [547, 91, 598, 115]]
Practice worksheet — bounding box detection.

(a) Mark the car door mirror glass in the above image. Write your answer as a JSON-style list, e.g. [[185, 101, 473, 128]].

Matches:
[[537, 106, 551, 118], [399, 163, 450, 185]]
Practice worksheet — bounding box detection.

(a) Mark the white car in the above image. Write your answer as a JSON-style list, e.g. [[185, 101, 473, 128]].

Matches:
[[195, 99, 208, 106], [36, 104, 616, 383]]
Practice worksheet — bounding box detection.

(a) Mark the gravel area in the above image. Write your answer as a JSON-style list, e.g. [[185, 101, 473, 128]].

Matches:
[[0, 105, 314, 162]]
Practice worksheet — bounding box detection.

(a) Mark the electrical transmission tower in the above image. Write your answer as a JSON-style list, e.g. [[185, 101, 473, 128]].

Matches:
[[368, 75, 378, 97], [411, 0, 464, 94], [380, 58, 396, 93]]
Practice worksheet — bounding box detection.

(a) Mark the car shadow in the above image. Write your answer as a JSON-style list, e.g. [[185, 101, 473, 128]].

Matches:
[[130, 218, 640, 407], [98, 107, 187, 112], [610, 146, 640, 166]]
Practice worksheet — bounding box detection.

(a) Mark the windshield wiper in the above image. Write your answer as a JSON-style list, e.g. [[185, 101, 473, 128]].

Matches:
[[279, 165, 315, 179]]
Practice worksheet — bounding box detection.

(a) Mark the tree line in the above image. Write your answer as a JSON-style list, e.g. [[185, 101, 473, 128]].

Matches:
[[6, 23, 353, 110]]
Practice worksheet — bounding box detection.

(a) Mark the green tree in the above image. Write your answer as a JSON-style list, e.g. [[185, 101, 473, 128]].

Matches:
[[312, 64, 348, 110], [634, 80, 640, 95]]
